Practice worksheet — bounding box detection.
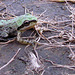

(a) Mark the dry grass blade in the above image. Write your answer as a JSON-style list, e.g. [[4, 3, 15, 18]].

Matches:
[[44, 59, 75, 70], [0, 48, 21, 71], [49, 0, 75, 3], [0, 38, 16, 45], [68, 44, 75, 60]]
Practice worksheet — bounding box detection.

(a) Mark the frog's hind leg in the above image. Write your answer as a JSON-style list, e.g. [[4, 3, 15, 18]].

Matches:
[[17, 31, 36, 45]]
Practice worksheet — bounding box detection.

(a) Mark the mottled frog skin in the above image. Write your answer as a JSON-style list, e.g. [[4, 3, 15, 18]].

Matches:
[[0, 13, 37, 44]]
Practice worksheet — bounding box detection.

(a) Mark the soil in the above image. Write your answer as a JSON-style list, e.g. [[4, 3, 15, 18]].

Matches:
[[0, 0, 75, 75]]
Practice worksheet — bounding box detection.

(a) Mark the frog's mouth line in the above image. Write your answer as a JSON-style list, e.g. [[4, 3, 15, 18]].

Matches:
[[17, 20, 37, 31]]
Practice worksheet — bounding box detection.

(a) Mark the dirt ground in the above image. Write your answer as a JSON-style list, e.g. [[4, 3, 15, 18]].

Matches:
[[0, 0, 75, 75]]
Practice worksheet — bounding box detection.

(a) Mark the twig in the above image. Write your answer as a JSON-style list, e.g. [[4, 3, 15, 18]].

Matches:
[[0, 38, 16, 45], [65, 0, 74, 37], [65, 0, 73, 13], [38, 30, 52, 44], [44, 59, 75, 70], [37, 42, 75, 48], [70, 11, 74, 37], [69, 43, 75, 56], [0, 48, 21, 71], [48, 35, 59, 39], [38, 20, 71, 30], [68, 43, 75, 60], [39, 19, 71, 25], [41, 70, 45, 75], [38, 9, 47, 19]]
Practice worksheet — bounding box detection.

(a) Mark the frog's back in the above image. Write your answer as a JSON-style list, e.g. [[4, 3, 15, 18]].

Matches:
[[0, 13, 37, 28], [0, 15, 26, 28]]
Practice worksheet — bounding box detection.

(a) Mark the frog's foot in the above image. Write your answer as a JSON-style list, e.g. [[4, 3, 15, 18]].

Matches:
[[17, 31, 37, 45]]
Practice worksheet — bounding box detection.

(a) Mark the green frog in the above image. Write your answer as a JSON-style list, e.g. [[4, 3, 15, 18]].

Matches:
[[0, 13, 37, 44]]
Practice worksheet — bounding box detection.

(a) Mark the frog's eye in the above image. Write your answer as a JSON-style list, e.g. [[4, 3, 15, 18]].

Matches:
[[17, 20, 30, 30], [23, 20, 30, 26], [21, 20, 30, 26], [24, 20, 29, 23]]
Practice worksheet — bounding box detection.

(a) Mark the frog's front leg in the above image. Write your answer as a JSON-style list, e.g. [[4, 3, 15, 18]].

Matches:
[[17, 30, 36, 45]]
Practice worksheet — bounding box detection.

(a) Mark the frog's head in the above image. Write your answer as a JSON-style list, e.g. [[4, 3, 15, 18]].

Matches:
[[17, 13, 37, 31]]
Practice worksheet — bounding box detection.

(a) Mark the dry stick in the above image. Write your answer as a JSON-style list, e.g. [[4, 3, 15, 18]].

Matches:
[[65, 0, 73, 13], [65, 0, 73, 14], [26, 1, 75, 6], [33, 36, 42, 61], [39, 19, 71, 25], [38, 30, 52, 44], [43, 41, 69, 50], [29, 30, 35, 37], [0, 48, 21, 71], [0, 1, 16, 18], [38, 9, 47, 19], [26, 1, 74, 6], [43, 43, 75, 50], [23, 36, 35, 39], [37, 42, 75, 48], [48, 35, 59, 39], [24, 44, 30, 50], [44, 59, 75, 70], [36, 45, 53, 50], [39, 20, 71, 30], [34, 42, 40, 59], [41, 70, 45, 75], [65, 0, 74, 37], [68, 43, 75, 59], [21, 4, 30, 14], [0, 1, 6, 8], [71, 13, 74, 37], [0, 38, 16, 45], [51, 20, 71, 25], [69, 43, 75, 56], [22, 5, 27, 14]]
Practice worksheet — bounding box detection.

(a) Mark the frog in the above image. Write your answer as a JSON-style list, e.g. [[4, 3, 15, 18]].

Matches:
[[0, 13, 37, 44]]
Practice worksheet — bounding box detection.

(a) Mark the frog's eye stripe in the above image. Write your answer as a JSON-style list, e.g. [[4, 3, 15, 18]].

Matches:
[[17, 20, 37, 30], [29, 20, 37, 23]]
